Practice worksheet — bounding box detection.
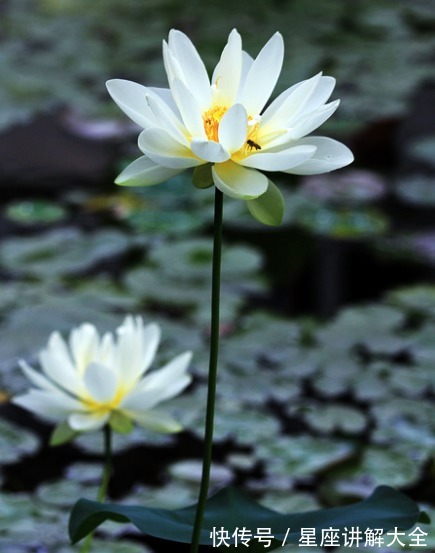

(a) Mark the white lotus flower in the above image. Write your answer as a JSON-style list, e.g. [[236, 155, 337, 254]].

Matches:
[[13, 316, 192, 434], [106, 29, 353, 224]]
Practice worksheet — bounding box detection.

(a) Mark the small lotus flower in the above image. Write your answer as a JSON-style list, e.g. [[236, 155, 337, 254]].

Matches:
[[13, 316, 192, 436], [106, 29, 353, 224]]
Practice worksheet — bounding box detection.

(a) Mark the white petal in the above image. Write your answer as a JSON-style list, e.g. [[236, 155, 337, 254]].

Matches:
[[39, 332, 83, 396], [163, 40, 184, 86], [149, 87, 179, 115], [115, 156, 183, 187], [286, 137, 354, 175], [145, 94, 189, 146], [240, 32, 284, 115], [289, 100, 340, 140], [115, 318, 160, 385], [171, 79, 207, 138], [13, 389, 81, 421], [240, 144, 316, 171], [236, 51, 254, 101], [191, 138, 230, 163], [258, 129, 291, 150], [218, 104, 248, 153], [212, 161, 268, 200], [138, 351, 192, 404], [299, 76, 336, 117], [261, 73, 322, 131], [119, 388, 157, 411], [127, 409, 182, 433], [120, 351, 192, 411], [106, 79, 158, 129], [69, 323, 99, 375], [260, 82, 302, 124], [83, 362, 118, 403], [140, 322, 161, 374], [19, 360, 60, 393], [68, 412, 109, 432], [211, 29, 242, 105], [262, 75, 336, 128], [167, 29, 211, 110], [44, 331, 75, 372], [138, 128, 202, 169], [98, 333, 116, 368]]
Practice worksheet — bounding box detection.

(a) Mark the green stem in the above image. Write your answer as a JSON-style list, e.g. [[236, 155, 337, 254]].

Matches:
[[80, 425, 112, 553], [98, 425, 113, 502], [190, 188, 224, 553]]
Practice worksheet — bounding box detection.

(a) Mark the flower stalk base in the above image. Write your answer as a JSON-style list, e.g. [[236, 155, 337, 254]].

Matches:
[[80, 425, 112, 553]]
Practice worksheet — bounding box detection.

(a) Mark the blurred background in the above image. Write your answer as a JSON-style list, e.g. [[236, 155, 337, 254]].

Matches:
[[0, 0, 435, 551]]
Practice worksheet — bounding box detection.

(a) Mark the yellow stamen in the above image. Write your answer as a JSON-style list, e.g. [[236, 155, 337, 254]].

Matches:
[[82, 388, 125, 416], [202, 106, 262, 159], [202, 106, 228, 142]]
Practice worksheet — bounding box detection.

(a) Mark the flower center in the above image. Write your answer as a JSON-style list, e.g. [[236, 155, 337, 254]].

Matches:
[[202, 106, 228, 142], [82, 388, 124, 415]]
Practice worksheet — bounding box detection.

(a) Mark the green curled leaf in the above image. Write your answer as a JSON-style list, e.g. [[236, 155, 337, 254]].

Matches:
[[50, 421, 79, 446], [69, 485, 423, 549], [109, 411, 134, 434], [193, 164, 213, 189], [246, 180, 284, 226]]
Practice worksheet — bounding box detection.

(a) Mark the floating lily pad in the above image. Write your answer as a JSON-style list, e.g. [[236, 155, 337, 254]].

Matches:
[[0, 490, 68, 549], [222, 313, 303, 373], [124, 265, 248, 325], [301, 404, 367, 435], [226, 453, 258, 472], [294, 202, 388, 238], [371, 399, 435, 454], [0, 418, 39, 463], [126, 202, 207, 235], [5, 200, 67, 224], [219, 369, 300, 407], [168, 460, 233, 485], [223, 409, 282, 446], [408, 136, 435, 168], [65, 463, 103, 485], [0, 493, 38, 531], [0, 228, 146, 280], [258, 436, 354, 480], [379, 231, 435, 266], [317, 305, 404, 349], [358, 447, 422, 488], [149, 238, 262, 282], [404, 323, 435, 369], [387, 366, 429, 397], [311, 372, 351, 398], [187, 403, 280, 446], [0, 282, 30, 314], [73, 278, 140, 311], [351, 371, 391, 401], [373, 417, 435, 456], [396, 176, 435, 207], [130, 482, 199, 510], [387, 285, 435, 318], [260, 491, 320, 515], [37, 479, 98, 509], [301, 170, 386, 205]]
